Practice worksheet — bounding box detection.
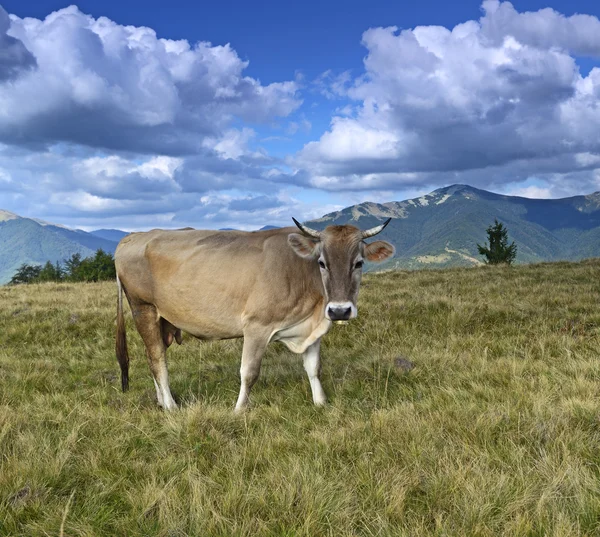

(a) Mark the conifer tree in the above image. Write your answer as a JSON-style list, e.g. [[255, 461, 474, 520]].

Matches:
[[9, 263, 42, 284], [477, 219, 517, 265]]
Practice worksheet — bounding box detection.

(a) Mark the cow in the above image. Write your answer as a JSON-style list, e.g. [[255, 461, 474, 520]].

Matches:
[[114, 218, 395, 411]]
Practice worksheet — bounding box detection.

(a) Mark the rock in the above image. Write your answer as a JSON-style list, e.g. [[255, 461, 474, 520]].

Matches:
[[394, 357, 414, 372]]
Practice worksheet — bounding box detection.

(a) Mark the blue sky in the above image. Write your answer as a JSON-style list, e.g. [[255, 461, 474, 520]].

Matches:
[[0, 0, 600, 230]]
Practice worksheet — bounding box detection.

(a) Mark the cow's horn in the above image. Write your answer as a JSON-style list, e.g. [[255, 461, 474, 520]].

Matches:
[[361, 217, 392, 239], [292, 217, 321, 239]]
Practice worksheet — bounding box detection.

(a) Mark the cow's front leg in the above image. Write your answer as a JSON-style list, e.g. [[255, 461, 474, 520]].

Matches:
[[235, 333, 269, 412], [303, 339, 327, 406]]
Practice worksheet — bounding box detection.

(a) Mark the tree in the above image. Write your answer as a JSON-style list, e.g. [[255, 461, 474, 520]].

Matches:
[[72, 249, 116, 282], [63, 253, 83, 281], [9, 263, 42, 285], [91, 249, 116, 281], [37, 260, 63, 282], [477, 219, 517, 265]]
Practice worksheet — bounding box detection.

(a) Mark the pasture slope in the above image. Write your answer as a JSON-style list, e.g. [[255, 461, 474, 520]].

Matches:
[[2, 260, 600, 536]]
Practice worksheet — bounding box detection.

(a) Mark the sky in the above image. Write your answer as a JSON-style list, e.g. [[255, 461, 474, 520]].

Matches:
[[0, 0, 600, 230]]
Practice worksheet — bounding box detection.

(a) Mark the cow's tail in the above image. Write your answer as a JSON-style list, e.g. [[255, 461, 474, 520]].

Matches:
[[115, 273, 130, 392]]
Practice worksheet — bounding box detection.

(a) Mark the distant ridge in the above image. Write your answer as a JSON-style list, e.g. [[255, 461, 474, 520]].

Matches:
[[306, 184, 600, 270], [0, 212, 121, 284], [90, 229, 130, 242]]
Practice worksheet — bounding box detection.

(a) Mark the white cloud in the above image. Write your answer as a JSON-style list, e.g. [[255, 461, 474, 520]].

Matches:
[[0, 6, 36, 81], [171, 190, 344, 230], [0, 5, 306, 228], [0, 6, 301, 154], [503, 185, 553, 199], [50, 191, 124, 212], [296, 1, 600, 194], [301, 118, 403, 161], [480, 0, 600, 56], [202, 128, 259, 160]]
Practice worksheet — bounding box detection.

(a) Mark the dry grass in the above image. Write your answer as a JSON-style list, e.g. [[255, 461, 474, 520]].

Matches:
[[2, 260, 600, 536]]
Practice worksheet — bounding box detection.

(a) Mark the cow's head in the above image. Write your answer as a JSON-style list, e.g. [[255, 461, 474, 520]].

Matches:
[[288, 218, 395, 321]]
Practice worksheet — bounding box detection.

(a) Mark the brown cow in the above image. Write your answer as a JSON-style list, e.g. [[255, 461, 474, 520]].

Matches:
[[115, 218, 394, 411]]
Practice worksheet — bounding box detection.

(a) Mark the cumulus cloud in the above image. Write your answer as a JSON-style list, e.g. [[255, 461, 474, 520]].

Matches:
[[0, 5, 309, 228], [0, 142, 341, 230], [0, 6, 36, 81], [480, 0, 600, 56], [0, 6, 301, 154], [202, 128, 261, 160], [228, 195, 283, 212], [167, 191, 342, 231], [503, 185, 553, 199], [296, 1, 600, 195]]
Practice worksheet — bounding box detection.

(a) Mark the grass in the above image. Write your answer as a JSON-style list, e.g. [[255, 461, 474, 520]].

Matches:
[[2, 260, 600, 536]]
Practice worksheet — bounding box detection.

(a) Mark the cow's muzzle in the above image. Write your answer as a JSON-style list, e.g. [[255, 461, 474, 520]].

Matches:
[[326, 302, 356, 322]]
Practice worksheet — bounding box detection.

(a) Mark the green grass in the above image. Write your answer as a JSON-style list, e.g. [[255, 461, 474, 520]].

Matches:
[[2, 261, 600, 536]]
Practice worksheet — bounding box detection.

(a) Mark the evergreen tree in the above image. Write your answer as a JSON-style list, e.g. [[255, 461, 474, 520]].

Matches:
[[38, 260, 64, 282], [9, 263, 42, 285], [91, 249, 117, 281], [72, 249, 116, 282], [477, 219, 517, 265], [64, 253, 83, 281]]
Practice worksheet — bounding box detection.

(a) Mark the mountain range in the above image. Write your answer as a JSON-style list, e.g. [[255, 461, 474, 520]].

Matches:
[[3, 184, 600, 283], [306, 184, 600, 271]]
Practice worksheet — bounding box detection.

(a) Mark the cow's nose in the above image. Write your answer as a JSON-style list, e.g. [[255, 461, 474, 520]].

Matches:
[[328, 306, 352, 321]]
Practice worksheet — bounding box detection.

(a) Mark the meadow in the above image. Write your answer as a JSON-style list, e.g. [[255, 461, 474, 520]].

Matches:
[[2, 260, 600, 536]]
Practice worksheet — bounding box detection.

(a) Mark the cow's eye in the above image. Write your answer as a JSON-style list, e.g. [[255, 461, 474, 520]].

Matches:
[[354, 260, 364, 270], [318, 260, 327, 269]]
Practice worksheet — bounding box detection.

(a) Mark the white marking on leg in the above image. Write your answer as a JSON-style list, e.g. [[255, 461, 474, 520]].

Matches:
[[235, 335, 268, 412], [303, 339, 326, 406], [153, 378, 165, 408], [235, 381, 250, 412], [157, 365, 177, 411], [235, 361, 258, 412]]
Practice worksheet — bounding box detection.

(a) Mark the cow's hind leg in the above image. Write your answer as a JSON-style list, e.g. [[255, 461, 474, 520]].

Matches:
[[303, 339, 326, 406], [130, 301, 177, 410], [235, 330, 270, 412]]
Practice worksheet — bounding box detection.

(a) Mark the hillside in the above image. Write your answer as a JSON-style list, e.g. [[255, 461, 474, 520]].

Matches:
[[308, 184, 600, 270], [2, 260, 600, 535], [0, 213, 120, 284], [89, 229, 130, 242]]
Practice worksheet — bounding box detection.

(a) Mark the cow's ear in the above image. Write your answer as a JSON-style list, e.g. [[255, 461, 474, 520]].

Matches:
[[364, 240, 395, 262], [288, 233, 320, 259]]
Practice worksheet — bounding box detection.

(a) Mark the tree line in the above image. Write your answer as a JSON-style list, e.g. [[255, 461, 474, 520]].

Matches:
[[10, 249, 116, 285]]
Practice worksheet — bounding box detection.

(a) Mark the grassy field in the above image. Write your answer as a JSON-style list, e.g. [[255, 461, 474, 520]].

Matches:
[[2, 261, 600, 536]]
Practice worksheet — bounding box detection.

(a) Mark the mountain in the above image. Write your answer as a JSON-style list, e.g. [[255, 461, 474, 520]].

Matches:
[[90, 229, 129, 242], [306, 184, 600, 271], [259, 225, 280, 230], [0, 212, 121, 284]]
